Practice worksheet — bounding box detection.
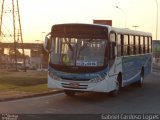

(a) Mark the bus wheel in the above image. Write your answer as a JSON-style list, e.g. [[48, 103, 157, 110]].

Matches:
[[64, 90, 75, 96], [110, 80, 120, 97], [136, 71, 144, 87]]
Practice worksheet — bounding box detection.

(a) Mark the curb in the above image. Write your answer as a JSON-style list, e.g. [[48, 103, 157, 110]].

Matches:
[[0, 90, 64, 102]]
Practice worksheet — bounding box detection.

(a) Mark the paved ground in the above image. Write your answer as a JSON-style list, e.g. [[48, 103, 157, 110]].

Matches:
[[0, 89, 62, 102], [0, 72, 160, 114], [0, 63, 159, 102]]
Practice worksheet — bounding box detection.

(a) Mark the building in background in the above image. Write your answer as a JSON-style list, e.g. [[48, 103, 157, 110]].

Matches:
[[29, 49, 42, 70], [93, 20, 112, 26], [152, 40, 160, 63]]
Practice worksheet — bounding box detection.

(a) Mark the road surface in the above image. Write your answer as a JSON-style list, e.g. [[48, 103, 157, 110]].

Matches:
[[0, 72, 160, 114]]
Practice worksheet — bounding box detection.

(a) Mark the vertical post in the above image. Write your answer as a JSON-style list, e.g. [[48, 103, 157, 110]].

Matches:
[[35, 40, 40, 69], [16, 0, 26, 72], [12, 0, 18, 71], [115, 6, 127, 28], [155, 0, 158, 40], [155, 0, 159, 63], [0, 0, 5, 41]]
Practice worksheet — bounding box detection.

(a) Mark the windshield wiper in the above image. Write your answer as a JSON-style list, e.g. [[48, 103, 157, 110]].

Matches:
[[64, 38, 73, 51]]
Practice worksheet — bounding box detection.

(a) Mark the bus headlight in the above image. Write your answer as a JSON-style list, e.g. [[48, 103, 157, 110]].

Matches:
[[49, 72, 54, 78], [90, 77, 105, 83], [49, 72, 61, 81]]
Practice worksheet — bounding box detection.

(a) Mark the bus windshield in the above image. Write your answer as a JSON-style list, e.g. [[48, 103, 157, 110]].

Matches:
[[50, 37, 107, 67]]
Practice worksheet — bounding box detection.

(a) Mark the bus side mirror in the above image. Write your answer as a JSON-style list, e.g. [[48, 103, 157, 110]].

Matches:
[[43, 33, 51, 52]]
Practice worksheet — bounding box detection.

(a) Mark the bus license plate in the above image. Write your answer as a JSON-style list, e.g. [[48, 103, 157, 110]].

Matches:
[[69, 82, 80, 88]]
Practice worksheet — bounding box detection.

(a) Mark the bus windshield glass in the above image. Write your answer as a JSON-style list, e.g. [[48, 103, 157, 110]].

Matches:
[[50, 37, 107, 67]]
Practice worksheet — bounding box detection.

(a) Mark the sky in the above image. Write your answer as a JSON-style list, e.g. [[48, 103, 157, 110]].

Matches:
[[2, 0, 160, 43]]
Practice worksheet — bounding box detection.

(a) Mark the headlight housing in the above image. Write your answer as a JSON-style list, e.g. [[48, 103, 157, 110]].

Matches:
[[49, 72, 62, 81], [89, 76, 105, 83]]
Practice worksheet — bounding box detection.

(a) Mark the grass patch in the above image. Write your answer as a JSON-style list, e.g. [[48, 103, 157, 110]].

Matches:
[[17, 84, 49, 93], [0, 84, 17, 91], [0, 70, 49, 93]]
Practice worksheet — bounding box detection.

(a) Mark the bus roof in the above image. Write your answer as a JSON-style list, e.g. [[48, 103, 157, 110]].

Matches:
[[93, 23, 152, 36], [110, 26, 152, 36], [52, 23, 152, 37]]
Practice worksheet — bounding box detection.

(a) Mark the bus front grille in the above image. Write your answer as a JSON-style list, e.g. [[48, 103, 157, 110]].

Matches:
[[61, 83, 88, 89], [60, 77, 90, 81]]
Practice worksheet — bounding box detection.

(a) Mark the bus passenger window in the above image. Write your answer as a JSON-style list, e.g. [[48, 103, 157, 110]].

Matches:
[[140, 36, 144, 54], [135, 36, 139, 54], [117, 34, 121, 57], [123, 35, 129, 56], [149, 37, 152, 53], [129, 35, 134, 55], [145, 37, 148, 53], [110, 33, 116, 42], [110, 42, 116, 60], [143, 37, 146, 53], [121, 35, 124, 56], [110, 32, 116, 60]]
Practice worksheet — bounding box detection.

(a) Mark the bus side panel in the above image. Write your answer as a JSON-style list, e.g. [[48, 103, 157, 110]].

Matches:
[[144, 54, 152, 77], [122, 54, 152, 86], [122, 56, 141, 86], [114, 57, 123, 75]]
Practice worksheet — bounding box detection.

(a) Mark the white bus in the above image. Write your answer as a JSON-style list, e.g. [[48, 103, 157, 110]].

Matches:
[[44, 23, 152, 96]]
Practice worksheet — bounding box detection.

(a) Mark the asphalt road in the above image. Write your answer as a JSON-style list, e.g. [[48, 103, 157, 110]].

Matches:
[[0, 72, 160, 114]]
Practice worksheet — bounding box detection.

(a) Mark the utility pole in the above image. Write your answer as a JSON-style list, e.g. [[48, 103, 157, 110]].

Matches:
[[115, 6, 127, 28], [0, 0, 26, 71], [155, 0, 158, 40]]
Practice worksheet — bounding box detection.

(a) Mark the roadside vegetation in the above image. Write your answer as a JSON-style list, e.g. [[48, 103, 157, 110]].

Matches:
[[0, 70, 51, 99]]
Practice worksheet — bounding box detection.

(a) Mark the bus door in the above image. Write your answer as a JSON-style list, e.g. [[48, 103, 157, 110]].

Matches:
[[108, 32, 117, 76]]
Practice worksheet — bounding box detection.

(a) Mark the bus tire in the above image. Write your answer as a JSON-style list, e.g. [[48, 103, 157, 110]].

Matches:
[[110, 74, 122, 97], [136, 70, 144, 87], [64, 90, 75, 96]]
